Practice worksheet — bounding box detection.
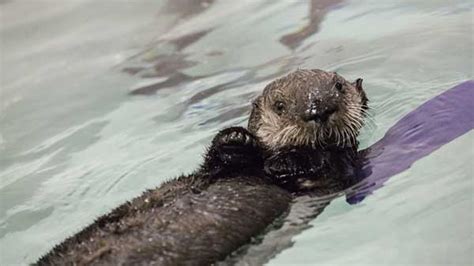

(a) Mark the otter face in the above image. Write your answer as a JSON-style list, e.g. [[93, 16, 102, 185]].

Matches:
[[248, 69, 368, 150]]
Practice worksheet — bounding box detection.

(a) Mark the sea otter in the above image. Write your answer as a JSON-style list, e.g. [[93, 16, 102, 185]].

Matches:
[[35, 69, 367, 265]]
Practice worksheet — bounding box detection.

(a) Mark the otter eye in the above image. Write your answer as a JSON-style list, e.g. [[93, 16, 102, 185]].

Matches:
[[274, 101, 286, 115], [335, 82, 343, 91]]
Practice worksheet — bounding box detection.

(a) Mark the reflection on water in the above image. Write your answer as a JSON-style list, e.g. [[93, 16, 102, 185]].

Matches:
[[280, 0, 344, 50], [0, 0, 472, 265]]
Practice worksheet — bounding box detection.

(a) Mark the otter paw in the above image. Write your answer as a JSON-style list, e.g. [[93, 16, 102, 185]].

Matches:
[[205, 127, 263, 171], [213, 127, 258, 149], [264, 148, 324, 186]]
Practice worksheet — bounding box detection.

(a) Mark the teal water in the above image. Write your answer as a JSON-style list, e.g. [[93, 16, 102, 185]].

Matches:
[[0, 0, 472, 265]]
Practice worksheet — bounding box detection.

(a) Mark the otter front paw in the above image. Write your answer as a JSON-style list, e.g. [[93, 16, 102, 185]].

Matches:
[[264, 147, 324, 187], [203, 127, 263, 175], [213, 127, 258, 151]]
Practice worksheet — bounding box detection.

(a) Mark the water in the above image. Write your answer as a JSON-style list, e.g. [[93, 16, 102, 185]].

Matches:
[[0, 0, 472, 265]]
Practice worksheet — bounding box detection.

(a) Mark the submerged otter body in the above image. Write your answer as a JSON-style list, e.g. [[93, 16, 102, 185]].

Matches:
[[36, 69, 368, 265]]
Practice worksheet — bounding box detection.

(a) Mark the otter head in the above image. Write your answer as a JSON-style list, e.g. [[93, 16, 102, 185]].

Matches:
[[248, 69, 368, 150]]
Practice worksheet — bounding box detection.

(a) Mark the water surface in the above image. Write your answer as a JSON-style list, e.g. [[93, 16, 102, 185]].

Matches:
[[0, 0, 472, 265]]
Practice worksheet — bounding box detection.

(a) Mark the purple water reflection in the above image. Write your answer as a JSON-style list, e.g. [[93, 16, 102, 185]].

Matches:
[[347, 80, 474, 204]]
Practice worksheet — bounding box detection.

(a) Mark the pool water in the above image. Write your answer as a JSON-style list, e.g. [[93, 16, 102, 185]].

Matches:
[[0, 0, 472, 265]]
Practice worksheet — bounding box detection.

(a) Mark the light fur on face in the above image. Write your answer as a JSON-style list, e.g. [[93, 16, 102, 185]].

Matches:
[[256, 94, 364, 149], [248, 69, 367, 150]]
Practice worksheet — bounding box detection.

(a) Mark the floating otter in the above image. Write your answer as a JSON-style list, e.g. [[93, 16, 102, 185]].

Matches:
[[35, 69, 367, 265]]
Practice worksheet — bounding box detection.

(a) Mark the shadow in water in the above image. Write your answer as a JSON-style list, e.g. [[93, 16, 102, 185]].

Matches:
[[280, 0, 344, 50]]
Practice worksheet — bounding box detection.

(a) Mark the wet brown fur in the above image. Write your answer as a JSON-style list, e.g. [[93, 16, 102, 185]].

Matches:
[[36, 173, 291, 265]]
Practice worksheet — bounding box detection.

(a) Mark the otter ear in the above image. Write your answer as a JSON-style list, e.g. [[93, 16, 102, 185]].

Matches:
[[354, 78, 369, 109], [354, 78, 363, 91], [248, 96, 263, 133], [251, 95, 263, 109]]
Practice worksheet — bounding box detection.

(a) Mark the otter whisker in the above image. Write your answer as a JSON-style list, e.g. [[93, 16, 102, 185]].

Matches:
[[340, 128, 346, 146], [319, 127, 327, 146], [346, 111, 363, 128], [347, 106, 363, 118], [298, 126, 308, 146], [342, 128, 350, 147], [344, 117, 361, 133], [341, 128, 347, 147], [342, 115, 357, 132], [347, 123, 356, 139], [348, 116, 362, 132], [346, 127, 356, 147], [336, 128, 341, 146], [346, 126, 357, 146], [278, 125, 294, 147], [328, 127, 333, 140]]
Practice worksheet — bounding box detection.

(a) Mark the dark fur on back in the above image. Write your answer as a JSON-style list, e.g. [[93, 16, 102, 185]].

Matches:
[[36, 174, 290, 265]]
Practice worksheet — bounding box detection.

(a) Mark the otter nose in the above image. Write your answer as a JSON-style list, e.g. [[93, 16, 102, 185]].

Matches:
[[303, 106, 337, 123]]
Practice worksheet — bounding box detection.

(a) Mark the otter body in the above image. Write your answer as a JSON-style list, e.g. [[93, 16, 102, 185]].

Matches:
[[37, 128, 291, 265], [36, 69, 368, 265], [37, 175, 290, 265]]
